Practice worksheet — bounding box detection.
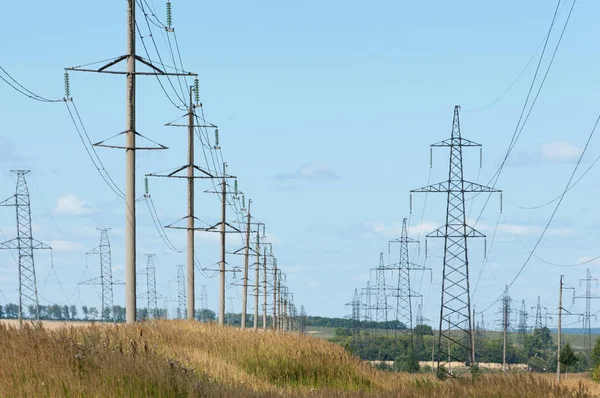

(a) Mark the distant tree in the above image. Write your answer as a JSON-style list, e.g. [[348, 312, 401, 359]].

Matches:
[[591, 337, 600, 367], [102, 307, 112, 321], [28, 305, 37, 318], [82, 305, 89, 321], [69, 305, 78, 320], [61, 305, 70, 320], [414, 324, 433, 336], [196, 309, 216, 322], [5, 303, 19, 319], [88, 307, 99, 320], [560, 343, 578, 375], [113, 306, 126, 322], [0, 305, 3, 318]]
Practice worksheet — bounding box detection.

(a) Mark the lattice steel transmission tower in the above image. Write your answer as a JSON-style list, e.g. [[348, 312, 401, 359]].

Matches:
[[496, 286, 512, 374], [574, 269, 599, 354], [517, 300, 528, 346], [388, 218, 429, 365], [80, 228, 122, 321], [176, 264, 186, 319], [361, 281, 373, 323], [345, 288, 362, 355], [370, 252, 392, 326], [533, 296, 543, 330], [140, 254, 161, 318], [0, 170, 51, 319], [411, 106, 502, 377]]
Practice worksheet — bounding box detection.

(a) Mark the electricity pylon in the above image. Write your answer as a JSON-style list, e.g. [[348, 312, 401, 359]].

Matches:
[[411, 106, 502, 378], [368, 253, 394, 327], [66, 0, 196, 323], [80, 228, 123, 321], [517, 300, 528, 346], [139, 254, 163, 318], [0, 170, 51, 319], [361, 281, 373, 323], [574, 269, 600, 355], [199, 285, 208, 321], [176, 264, 186, 319], [496, 286, 512, 374], [387, 217, 429, 368], [532, 296, 543, 330], [345, 288, 362, 356]]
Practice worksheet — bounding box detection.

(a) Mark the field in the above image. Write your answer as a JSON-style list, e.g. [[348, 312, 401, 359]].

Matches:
[[306, 326, 599, 349], [0, 320, 598, 397]]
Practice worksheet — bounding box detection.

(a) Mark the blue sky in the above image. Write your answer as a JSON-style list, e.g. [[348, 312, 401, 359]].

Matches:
[[1, 0, 600, 330]]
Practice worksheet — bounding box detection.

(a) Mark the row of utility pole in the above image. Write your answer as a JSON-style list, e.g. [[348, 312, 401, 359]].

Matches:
[[63, 0, 301, 326]]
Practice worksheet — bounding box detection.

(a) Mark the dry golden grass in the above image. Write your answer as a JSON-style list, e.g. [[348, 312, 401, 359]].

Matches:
[[0, 320, 595, 397]]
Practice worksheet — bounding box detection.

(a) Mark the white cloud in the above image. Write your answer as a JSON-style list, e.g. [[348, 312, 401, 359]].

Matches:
[[54, 194, 96, 216], [369, 221, 437, 239], [273, 162, 340, 182], [49, 240, 83, 252], [265, 232, 281, 245], [476, 220, 575, 238], [542, 141, 581, 162]]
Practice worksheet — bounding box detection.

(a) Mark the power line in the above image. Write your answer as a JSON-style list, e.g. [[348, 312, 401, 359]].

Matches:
[[481, 110, 600, 314], [475, 0, 576, 224], [0, 66, 63, 103]]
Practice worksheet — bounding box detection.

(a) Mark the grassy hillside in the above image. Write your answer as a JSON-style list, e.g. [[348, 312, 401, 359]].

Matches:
[[0, 320, 596, 397]]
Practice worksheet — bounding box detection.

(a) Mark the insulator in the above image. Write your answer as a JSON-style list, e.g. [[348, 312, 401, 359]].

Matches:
[[500, 192, 503, 214], [234, 179, 238, 197], [262, 224, 266, 238], [194, 78, 200, 104], [430, 147, 433, 168], [215, 129, 220, 148], [145, 176, 149, 196], [166, 1, 172, 28], [480, 147, 483, 168], [64, 71, 70, 99], [242, 195, 245, 209], [410, 193, 413, 213], [425, 239, 428, 258], [484, 238, 487, 258]]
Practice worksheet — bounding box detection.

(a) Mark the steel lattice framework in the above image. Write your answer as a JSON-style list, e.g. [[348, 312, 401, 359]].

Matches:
[[176, 264, 186, 319], [533, 296, 543, 330], [345, 289, 362, 354], [140, 254, 160, 318], [411, 106, 501, 377], [574, 269, 599, 355], [80, 228, 122, 321], [370, 253, 393, 324], [387, 218, 429, 365], [517, 300, 528, 346], [0, 170, 51, 319]]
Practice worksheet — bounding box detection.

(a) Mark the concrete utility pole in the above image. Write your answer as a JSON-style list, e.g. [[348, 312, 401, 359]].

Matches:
[[219, 171, 227, 326], [277, 271, 283, 330], [241, 200, 252, 328], [67, 0, 196, 324], [273, 261, 278, 331], [254, 232, 261, 329], [254, 228, 261, 329], [186, 89, 195, 320], [557, 275, 563, 382], [263, 248, 268, 329], [124, 0, 137, 324]]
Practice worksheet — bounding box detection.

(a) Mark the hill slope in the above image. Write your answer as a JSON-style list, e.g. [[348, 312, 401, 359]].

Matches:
[[0, 320, 595, 397]]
